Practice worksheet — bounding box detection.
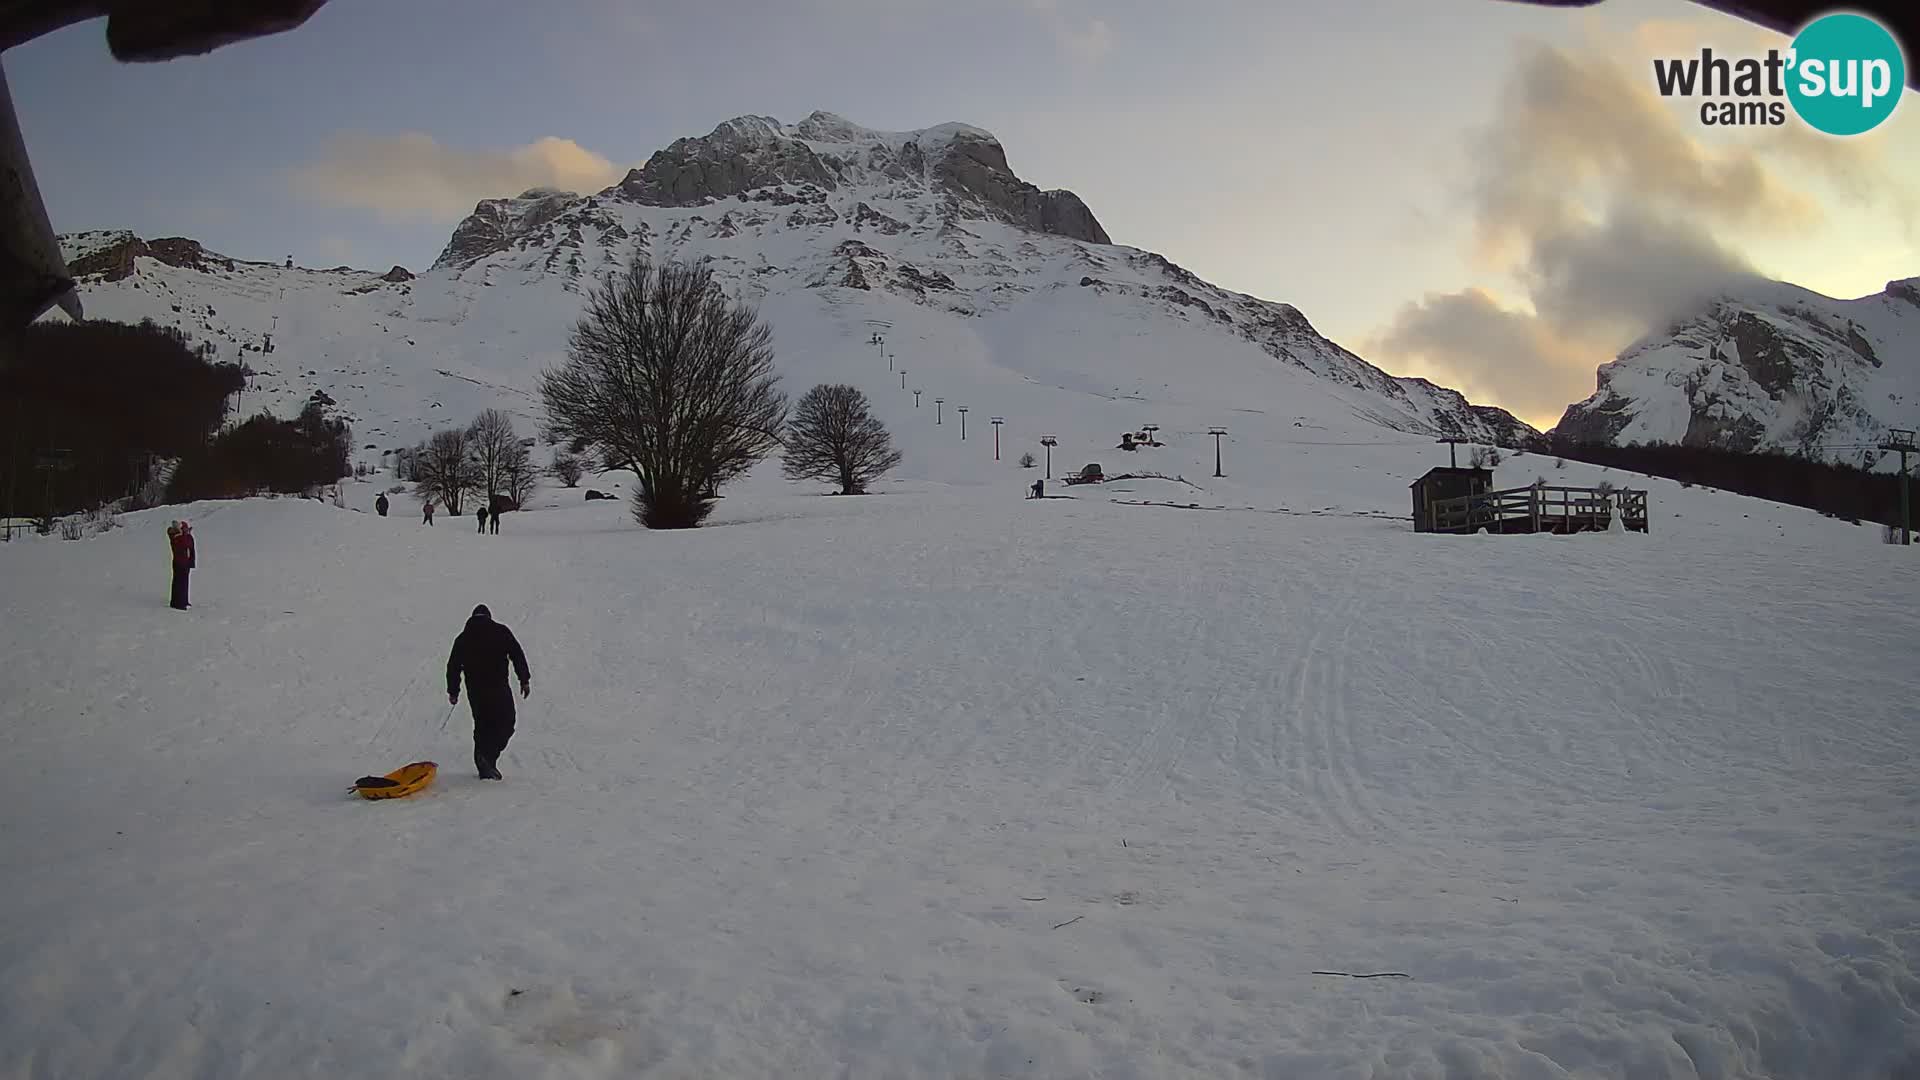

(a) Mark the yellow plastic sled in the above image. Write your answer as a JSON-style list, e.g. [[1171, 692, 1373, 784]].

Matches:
[[350, 761, 438, 800]]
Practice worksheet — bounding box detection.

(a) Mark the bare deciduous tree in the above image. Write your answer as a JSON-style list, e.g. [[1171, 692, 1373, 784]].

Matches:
[[540, 256, 788, 529], [468, 408, 519, 506], [781, 383, 902, 495], [549, 451, 585, 487], [501, 440, 538, 508], [413, 428, 480, 514]]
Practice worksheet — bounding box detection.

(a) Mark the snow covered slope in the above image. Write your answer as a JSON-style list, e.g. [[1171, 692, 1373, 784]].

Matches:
[[1, 455, 1916, 1078], [52, 111, 1531, 479], [1555, 276, 1920, 467]]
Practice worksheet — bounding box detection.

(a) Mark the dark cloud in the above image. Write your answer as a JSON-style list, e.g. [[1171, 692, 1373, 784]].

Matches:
[[1466, 41, 1820, 263], [1376, 287, 1602, 424], [1373, 36, 1907, 428], [1521, 204, 1760, 343]]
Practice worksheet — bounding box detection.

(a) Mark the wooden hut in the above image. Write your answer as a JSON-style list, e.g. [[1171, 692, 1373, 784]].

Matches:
[[1410, 466, 1493, 533]]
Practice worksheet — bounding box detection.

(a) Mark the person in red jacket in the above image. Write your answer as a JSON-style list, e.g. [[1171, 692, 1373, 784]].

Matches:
[[166, 520, 196, 610]]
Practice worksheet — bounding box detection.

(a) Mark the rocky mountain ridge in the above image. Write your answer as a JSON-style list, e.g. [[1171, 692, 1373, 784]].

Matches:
[[1555, 276, 1920, 468]]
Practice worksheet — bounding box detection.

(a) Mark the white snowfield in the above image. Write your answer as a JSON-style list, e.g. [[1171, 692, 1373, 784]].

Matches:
[[3, 438, 1917, 1079]]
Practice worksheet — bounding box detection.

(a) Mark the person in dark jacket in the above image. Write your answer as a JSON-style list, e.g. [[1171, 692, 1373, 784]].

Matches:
[[375, 493, 389, 517], [166, 519, 195, 610], [476, 505, 489, 534], [489, 503, 501, 534], [446, 604, 531, 780], [423, 501, 435, 525]]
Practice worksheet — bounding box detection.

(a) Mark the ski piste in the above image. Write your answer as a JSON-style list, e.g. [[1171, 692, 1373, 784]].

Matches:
[[6, 481, 1915, 1076]]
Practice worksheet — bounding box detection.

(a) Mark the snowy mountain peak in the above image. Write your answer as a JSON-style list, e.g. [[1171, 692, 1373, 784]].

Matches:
[[788, 110, 996, 153], [712, 114, 786, 141], [792, 110, 878, 143], [602, 111, 1109, 246], [434, 188, 584, 270], [1554, 274, 1920, 465]]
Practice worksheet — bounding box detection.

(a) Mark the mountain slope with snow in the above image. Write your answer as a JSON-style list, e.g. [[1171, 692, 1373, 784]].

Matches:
[[52, 111, 1531, 478], [1554, 276, 1920, 467]]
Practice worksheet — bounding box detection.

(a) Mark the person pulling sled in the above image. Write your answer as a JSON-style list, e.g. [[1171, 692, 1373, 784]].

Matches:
[[446, 604, 531, 780]]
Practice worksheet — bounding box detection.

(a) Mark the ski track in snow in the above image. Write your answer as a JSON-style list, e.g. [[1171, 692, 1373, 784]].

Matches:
[[2, 474, 1918, 1079]]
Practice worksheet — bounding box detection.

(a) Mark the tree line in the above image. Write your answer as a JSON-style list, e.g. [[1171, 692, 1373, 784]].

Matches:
[[1, 319, 349, 522], [15, 282, 1912, 543], [1526, 434, 1915, 531], [394, 408, 545, 515], [5, 256, 904, 533]]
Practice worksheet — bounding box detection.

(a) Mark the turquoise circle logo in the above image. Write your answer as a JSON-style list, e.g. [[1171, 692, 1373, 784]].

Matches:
[[1786, 12, 1906, 135]]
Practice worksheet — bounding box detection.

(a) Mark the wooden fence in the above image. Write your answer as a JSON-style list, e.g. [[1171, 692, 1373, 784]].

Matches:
[[1425, 485, 1648, 535]]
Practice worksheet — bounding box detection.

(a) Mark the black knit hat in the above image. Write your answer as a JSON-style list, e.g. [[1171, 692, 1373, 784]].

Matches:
[[472, 604, 491, 618]]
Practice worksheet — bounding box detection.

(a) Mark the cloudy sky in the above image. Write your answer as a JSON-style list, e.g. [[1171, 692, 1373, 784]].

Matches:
[[9, 0, 1918, 428]]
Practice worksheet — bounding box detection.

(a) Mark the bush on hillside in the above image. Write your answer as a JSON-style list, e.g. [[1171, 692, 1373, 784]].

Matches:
[[169, 401, 351, 502], [0, 319, 244, 518], [549, 451, 585, 487]]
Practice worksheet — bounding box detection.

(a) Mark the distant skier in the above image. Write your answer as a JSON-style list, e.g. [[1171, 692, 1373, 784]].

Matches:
[[446, 604, 531, 781], [476, 505, 489, 534], [375, 493, 389, 517], [1030, 478, 1043, 499], [422, 501, 435, 525], [489, 503, 502, 534], [166, 519, 195, 610]]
